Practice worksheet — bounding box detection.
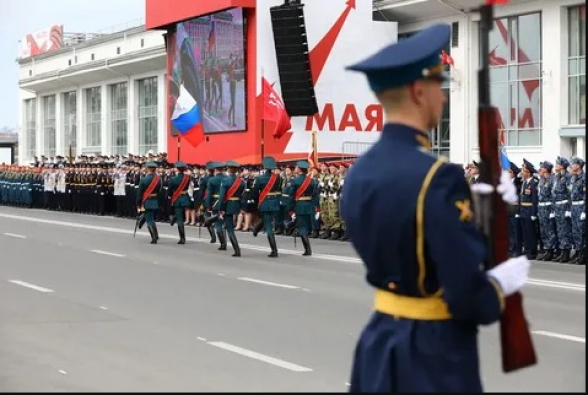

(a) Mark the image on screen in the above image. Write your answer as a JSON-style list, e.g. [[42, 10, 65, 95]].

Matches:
[[170, 8, 246, 134]]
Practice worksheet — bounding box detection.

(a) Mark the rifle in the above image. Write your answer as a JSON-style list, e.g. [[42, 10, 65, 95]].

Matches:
[[475, 0, 537, 373], [134, 212, 146, 238]]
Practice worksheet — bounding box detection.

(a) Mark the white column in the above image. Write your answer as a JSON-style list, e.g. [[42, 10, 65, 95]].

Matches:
[[576, 137, 586, 158], [541, 4, 566, 159], [77, 87, 85, 157], [128, 77, 138, 155], [18, 97, 26, 165], [157, 72, 167, 154], [101, 83, 109, 155], [36, 95, 42, 159], [55, 92, 63, 156]]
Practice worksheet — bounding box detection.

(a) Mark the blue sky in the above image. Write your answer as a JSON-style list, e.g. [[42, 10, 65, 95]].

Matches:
[[0, 0, 145, 131]]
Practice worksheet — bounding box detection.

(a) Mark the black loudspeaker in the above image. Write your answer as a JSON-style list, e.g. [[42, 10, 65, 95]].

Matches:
[[270, 3, 318, 117]]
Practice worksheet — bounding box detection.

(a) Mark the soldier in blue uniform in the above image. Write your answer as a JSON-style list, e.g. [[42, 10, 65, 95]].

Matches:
[[219, 161, 246, 257], [286, 161, 320, 256], [569, 157, 585, 264], [252, 156, 282, 258], [519, 159, 539, 259], [205, 162, 228, 251], [552, 156, 573, 263], [136, 161, 162, 244], [168, 161, 191, 244], [507, 161, 523, 257], [536, 161, 558, 261], [341, 24, 531, 392]]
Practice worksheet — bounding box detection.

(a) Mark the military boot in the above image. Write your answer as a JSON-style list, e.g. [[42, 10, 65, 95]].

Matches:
[[208, 226, 217, 243], [229, 233, 241, 257], [301, 235, 312, 256], [268, 234, 278, 258], [217, 230, 227, 251], [178, 226, 186, 245], [319, 229, 331, 239]]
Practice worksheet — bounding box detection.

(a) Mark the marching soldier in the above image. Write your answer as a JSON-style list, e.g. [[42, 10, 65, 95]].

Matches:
[[205, 162, 228, 250], [219, 161, 246, 257], [136, 162, 162, 244], [252, 157, 282, 258], [276, 165, 293, 235], [168, 161, 191, 244], [287, 161, 319, 256], [200, 162, 218, 244]]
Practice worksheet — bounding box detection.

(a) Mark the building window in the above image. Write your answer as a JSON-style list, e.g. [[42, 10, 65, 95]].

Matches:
[[486, 13, 542, 146], [138, 77, 158, 155], [569, 5, 586, 125], [25, 98, 36, 160], [63, 91, 77, 156], [43, 95, 56, 158], [110, 82, 128, 156], [85, 87, 102, 148], [399, 31, 452, 157]]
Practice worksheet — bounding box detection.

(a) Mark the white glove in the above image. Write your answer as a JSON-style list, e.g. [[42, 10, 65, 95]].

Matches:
[[549, 212, 555, 219], [531, 216, 537, 221], [315, 212, 320, 220], [581, 212, 586, 221], [291, 214, 296, 221], [565, 211, 571, 217], [496, 170, 518, 205], [487, 256, 531, 297], [515, 214, 520, 218]]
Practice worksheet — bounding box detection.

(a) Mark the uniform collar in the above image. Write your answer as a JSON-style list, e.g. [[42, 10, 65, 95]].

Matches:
[[382, 123, 431, 151]]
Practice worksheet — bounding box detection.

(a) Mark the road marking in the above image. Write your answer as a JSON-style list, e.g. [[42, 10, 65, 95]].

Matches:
[[58, 369, 67, 375], [532, 330, 585, 343], [197, 337, 207, 342], [9, 280, 54, 293], [0, 212, 585, 293], [99, 306, 108, 310], [3, 233, 26, 239], [91, 250, 125, 258], [527, 279, 585, 292], [207, 341, 312, 372], [345, 383, 351, 386], [237, 277, 300, 290]]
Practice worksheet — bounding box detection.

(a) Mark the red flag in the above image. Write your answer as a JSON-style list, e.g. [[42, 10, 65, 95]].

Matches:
[[261, 77, 292, 139], [441, 50, 454, 67], [308, 130, 319, 170]]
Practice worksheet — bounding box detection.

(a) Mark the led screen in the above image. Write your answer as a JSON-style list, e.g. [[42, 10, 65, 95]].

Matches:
[[169, 8, 246, 134]]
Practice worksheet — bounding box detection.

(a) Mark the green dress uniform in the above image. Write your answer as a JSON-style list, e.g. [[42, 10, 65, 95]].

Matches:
[[136, 162, 162, 244], [199, 162, 217, 244], [219, 161, 246, 257], [287, 161, 320, 256], [205, 162, 228, 250], [252, 157, 282, 258], [168, 161, 192, 244]]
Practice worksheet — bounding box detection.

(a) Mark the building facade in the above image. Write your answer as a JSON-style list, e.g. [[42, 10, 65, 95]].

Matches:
[[17, 0, 585, 166], [18, 25, 167, 164], [376, 0, 586, 166]]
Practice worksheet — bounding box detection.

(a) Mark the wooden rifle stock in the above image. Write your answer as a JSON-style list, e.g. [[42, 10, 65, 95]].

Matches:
[[477, 2, 537, 373]]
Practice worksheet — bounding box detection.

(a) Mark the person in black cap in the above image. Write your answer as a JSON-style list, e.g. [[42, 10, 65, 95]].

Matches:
[[200, 161, 218, 244], [168, 161, 191, 244], [519, 159, 538, 259], [218, 160, 246, 257], [341, 23, 531, 392], [536, 161, 558, 261], [252, 156, 282, 258], [507, 161, 523, 258], [552, 156, 573, 263], [137, 162, 162, 244], [569, 157, 585, 264]]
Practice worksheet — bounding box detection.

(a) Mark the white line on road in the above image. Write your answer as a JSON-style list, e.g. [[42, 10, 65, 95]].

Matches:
[[0, 212, 585, 293], [197, 337, 207, 342], [3, 233, 26, 239], [532, 330, 585, 343], [58, 369, 67, 375], [207, 341, 312, 372], [90, 250, 125, 258], [237, 277, 300, 290], [99, 306, 108, 310], [527, 279, 585, 292], [9, 280, 54, 293]]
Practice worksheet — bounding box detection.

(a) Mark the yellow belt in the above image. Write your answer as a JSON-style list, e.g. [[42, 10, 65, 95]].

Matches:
[[374, 290, 451, 320], [296, 196, 312, 201], [520, 202, 533, 207], [228, 197, 240, 201], [149, 193, 158, 197], [268, 192, 279, 196], [179, 191, 188, 195], [213, 194, 220, 198]]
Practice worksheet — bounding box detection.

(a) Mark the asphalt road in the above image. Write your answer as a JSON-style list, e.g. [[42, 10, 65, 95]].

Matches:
[[0, 206, 585, 392]]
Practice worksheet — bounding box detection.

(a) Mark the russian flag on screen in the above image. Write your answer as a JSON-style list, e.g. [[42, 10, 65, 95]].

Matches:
[[171, 85, 205, 148], [499, 127, 510, 170]]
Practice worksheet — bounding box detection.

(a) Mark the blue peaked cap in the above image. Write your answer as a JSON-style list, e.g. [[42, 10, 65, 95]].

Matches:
[[262, 156, 277, 170], [347, 24, 451, 92]]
